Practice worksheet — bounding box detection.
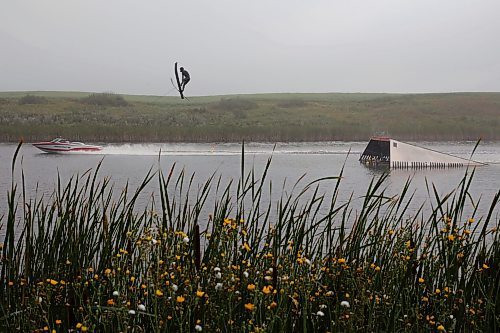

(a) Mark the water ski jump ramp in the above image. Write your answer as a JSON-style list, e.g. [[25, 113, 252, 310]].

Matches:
[[359, 137, 486, 169]]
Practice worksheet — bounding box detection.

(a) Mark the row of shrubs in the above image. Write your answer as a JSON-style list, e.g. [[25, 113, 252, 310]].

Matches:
[[13, 93, 309, 111], [13, 93, 129, 107]]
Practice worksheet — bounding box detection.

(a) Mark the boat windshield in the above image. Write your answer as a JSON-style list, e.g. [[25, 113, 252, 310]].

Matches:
[[51, 138, 70, 144]]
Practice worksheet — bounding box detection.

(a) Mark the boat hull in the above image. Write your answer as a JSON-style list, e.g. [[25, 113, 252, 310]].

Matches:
[[32, 139, 102, 153]]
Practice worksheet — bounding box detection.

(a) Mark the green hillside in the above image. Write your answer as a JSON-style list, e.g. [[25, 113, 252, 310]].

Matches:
[[0, 91, 499, 142]]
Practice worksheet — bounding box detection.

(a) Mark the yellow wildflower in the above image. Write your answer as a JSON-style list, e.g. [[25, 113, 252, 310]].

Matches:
[[338, 258, 346, 264], [262, 285, 273, 294], [437, 325, 445, 331], [196, 290, 205, 297], [247, 284, 256, 291], [418, 278, 425, 283], [155, 289, 164, 297], [244, 303, 255, 311], [176, 296, 185, 303], [447, 235, 455, 241], [243, 242, 251, 252]]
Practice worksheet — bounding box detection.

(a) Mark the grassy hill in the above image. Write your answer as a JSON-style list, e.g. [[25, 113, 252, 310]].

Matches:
[[0, 91, 499, 142]]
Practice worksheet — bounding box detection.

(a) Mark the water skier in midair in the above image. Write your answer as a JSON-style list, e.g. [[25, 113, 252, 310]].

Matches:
[[179, 67, 190, 92]]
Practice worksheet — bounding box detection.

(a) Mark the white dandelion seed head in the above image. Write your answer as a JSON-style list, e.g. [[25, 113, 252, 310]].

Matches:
[[128, 309, 136, 315], [195, 325, 203, 332], [214, 267, 221, 272], [319, 304, 327, 309], [151, 238, 158, 245], [138, 304, 146, 311], [243, 271, 249, 278], [215, 272, 222, 279], [316, 310, 325, 317], [172, 284, 178, 292], [113, 290, 119, 296], [183, 237, 190, 244], [340, 301, 350, 308], [215, 282, 223, 291], [264, 275, 272, 281]]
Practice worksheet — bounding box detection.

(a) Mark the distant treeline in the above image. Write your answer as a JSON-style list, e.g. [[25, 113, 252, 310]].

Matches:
[[0, 92, 499, 142]]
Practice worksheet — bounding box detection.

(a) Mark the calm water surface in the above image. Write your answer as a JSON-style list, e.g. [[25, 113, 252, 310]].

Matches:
[[1, 141, 499, 233]]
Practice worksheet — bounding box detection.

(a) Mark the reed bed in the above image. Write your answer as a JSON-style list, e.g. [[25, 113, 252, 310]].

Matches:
[[1, 143, 499, 332]]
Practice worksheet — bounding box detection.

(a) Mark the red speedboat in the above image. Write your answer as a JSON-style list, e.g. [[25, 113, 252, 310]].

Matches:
[[32, 138, 102, 153]]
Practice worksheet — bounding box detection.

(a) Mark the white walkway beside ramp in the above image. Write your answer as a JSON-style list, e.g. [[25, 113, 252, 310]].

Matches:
[[360, 137, 486, 169]]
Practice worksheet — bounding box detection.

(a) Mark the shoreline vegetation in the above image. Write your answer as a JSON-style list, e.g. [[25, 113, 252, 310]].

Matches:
[[0, 91, 499, 143], [0, 143, 499, 332]]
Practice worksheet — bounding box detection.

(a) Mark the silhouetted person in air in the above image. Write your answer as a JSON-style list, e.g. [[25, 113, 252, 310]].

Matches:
[[180, 67, 190, 91]]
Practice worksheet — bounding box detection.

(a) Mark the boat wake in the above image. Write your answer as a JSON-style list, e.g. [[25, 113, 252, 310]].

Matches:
[[95, 143, 364, 156]]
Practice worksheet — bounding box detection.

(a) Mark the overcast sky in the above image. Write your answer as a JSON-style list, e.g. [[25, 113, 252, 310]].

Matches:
[[1, 0, 499, 96]]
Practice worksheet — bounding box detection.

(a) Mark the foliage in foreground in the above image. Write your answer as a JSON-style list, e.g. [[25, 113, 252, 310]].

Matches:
[[0, 144, 499, 332]]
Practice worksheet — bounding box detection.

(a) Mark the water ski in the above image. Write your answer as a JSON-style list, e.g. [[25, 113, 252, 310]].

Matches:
[[174, 62, 184, 99]]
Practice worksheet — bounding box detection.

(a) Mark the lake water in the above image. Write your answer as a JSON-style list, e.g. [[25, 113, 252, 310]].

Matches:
[[1, 141, 499, 233]]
